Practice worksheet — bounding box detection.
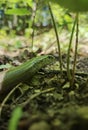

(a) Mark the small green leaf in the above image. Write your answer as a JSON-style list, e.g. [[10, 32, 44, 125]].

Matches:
[[8, 0, 22, 3], [5, 8, 30, 15]]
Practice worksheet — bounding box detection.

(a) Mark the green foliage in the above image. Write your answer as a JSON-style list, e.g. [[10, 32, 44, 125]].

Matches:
[[0, 0, 33, 15], [8, 107, 23, 130], [5, 8, 30, 15], [47, 0, 88, 12], [49, 4, 73, 30], [0, 0, 33, 8]]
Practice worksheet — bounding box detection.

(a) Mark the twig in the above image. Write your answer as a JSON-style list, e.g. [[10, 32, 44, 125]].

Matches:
[[0, 83, 22, 117], [19, 88, 55, 108]]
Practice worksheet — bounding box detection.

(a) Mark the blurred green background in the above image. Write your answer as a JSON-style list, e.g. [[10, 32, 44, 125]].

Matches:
[[0, 0, 88, 56]]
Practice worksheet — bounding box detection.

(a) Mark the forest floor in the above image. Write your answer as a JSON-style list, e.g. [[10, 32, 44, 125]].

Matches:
[[0, 29, 88, 130]]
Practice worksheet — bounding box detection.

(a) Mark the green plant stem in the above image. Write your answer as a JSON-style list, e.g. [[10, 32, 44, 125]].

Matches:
[[48, 2, 63, 75], [67, 14, 77, 81], [71, 12, 79, 87]]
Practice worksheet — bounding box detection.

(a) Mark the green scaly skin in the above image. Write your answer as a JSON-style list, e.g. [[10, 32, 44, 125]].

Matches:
[[0, 55, 55, 101]]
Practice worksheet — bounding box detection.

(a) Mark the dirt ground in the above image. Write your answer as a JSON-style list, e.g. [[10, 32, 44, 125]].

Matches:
[[0, 49, 88, 130]]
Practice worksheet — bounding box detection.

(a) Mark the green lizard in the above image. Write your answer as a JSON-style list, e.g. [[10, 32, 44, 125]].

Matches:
[[0, 55, 55, 101]]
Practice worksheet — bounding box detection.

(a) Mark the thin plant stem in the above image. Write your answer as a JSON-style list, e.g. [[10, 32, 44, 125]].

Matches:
[[71, 12, 79, 87], [48, 2, 63, 75], [0, 83, 22, 117], [19, 88, 55, 108], [31, 1, 38, 50], [67, 14, 77, 81]]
